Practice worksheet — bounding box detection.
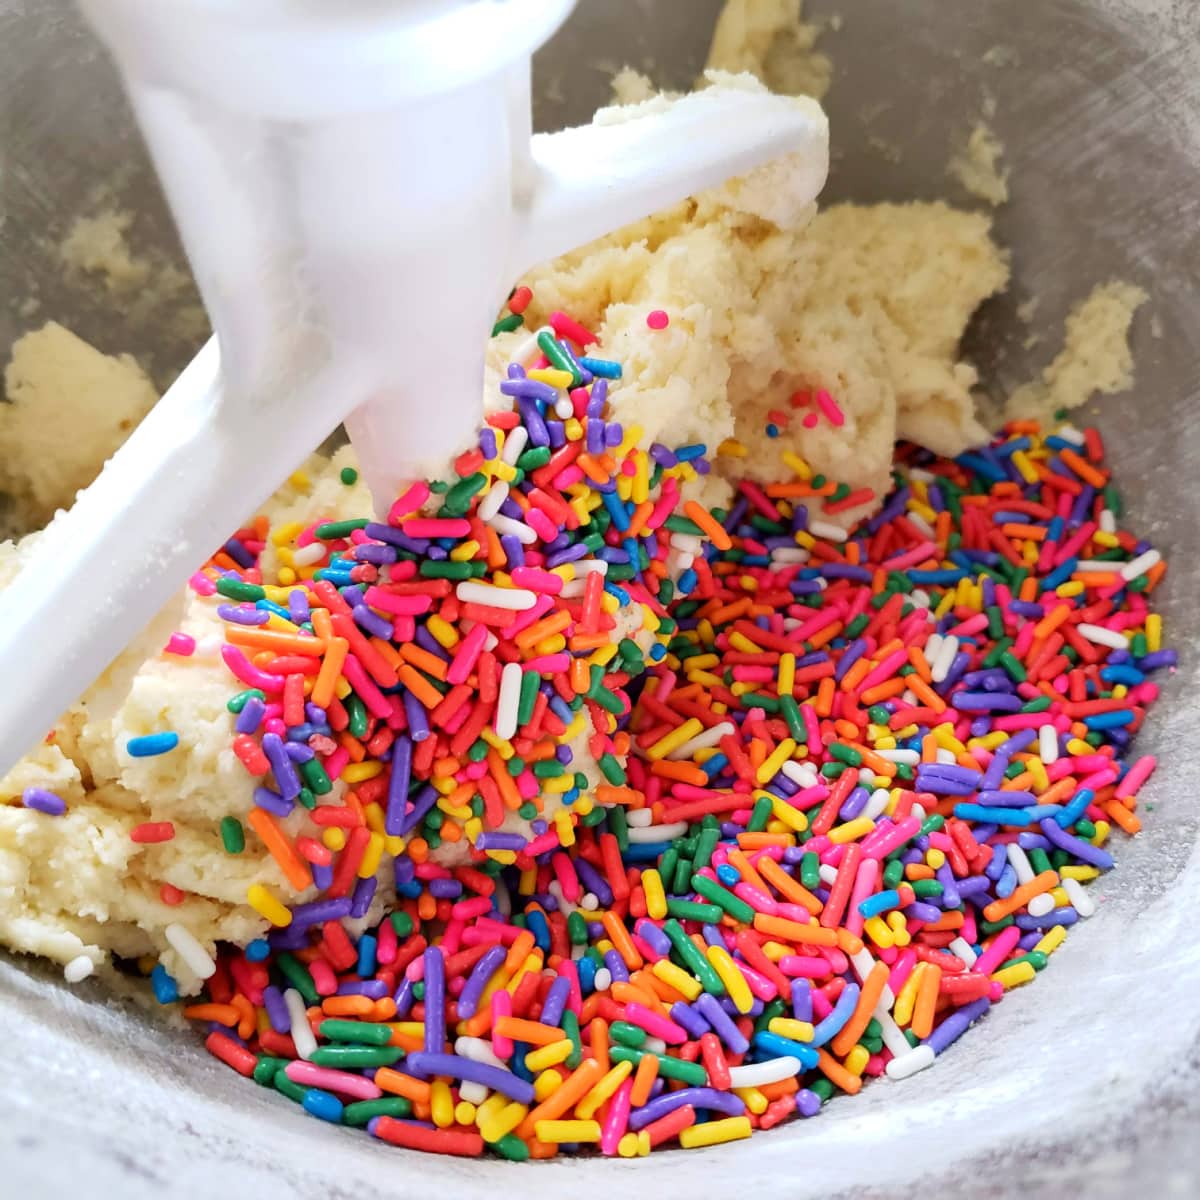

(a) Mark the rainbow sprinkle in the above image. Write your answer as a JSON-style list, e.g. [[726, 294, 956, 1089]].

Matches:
[[144, 304, 1171, 1157]]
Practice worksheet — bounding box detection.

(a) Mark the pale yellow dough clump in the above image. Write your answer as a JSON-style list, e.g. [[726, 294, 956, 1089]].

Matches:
[[0, 322, 158, 532]]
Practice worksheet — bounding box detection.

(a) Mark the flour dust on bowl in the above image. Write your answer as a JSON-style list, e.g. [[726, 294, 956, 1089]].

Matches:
[[2, 1, 1199, 1198]]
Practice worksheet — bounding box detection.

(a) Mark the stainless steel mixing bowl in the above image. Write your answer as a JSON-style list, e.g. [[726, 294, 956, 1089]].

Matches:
[[2, 1, 1198, 1196]]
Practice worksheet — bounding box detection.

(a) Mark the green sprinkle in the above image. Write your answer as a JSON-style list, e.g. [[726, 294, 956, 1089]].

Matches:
[[343, 1096, 412, 1126], [219, 816, 245, 854], [315, 518, 369, 540], [216, 578, 265, 602], [491, 313, 524, 337], [226, 688, 266, 714], [339, 467, 359, 485]]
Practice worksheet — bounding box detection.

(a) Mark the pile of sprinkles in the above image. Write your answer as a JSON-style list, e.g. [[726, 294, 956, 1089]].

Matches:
[[86, 300, 1175, 1157]]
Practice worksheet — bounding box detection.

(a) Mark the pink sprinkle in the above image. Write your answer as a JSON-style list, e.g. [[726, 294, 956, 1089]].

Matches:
[[164, 632, 196, 656], [815, 389, 846, 427], [285, 1061, 382, 1101], [189, 573, 217, 597], [802, 412, 820, 429], [646, 309, 670, 330]]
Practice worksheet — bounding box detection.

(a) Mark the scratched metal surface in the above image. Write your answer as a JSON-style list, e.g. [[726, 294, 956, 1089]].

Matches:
[[1, 1, 1198, 1196]]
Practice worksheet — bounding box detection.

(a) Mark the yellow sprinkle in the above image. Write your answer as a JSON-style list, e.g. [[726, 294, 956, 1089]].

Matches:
[[322, 827, 347, 852], [734, 1086, 769, 1115], [755, 738, 797, 786], [679, 1116, 753, 1149], [925, 847, 946, 870], [1093, 530, 1120, 548], [564, 417, 583, 442], [728, 632, 763, 655], [828, 816, 875, 845], [781, 450, 811, 479], [535, 1119, 601, 1144], [449, 539, 480, 563], [1060, 865, 1100, 882], [455, 1101, 477, 1126], [863, 915, 895, 949], [652, 958, 702, 1001], [718, 438, 748, 458], [767, 1017, 814, 1042], [524, 1040, 573, 1073], [646, 718, 705, 762], [1010, 450, 1040, 484], [533, 1070, 563, 1102], [641, 868, 668, 920], [777, 652, 796, 697], [844, 1044, 871, 1077], [575, 1060, 632, 1120], [479, 1100, 527, 1144], [771, 796, 808, 834], [1034, 926, 1068, 956], [431, 1079, 455, 1128], [1092, 820, 1111, 846], [992, 961, 1037, 989], [526, 367, 574, 388], [894, 962, 925, 1027], [288, 469, 311, 491], [1146, 613, 1163, 652], [358, 832, 384, 879], [553, 806, 575, 848], [342, 761, 384, 784], [480, 728, 514, 758], [246, 884, 292, 927], [616, 1132, 641, 1158], [364, 804, 386, 835], [706, 945, 754, 1013]]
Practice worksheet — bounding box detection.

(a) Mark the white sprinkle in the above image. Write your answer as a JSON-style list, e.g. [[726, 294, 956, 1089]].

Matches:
[[1076, 622, 1129, 650], [906, 512, 936, 539], [1039, 724, 1060, 765], [625, 808, 654, 828], [886, 1044, 936, 1080], [909, 588, 932, 611], [727, 1057, 803, 1088], [949, 936, 978, 968], [1099, 508, 1117, 534], [850, 948, 895, 1009], [936, 748, 958, 766], [1120, 548, 1161, 581], [579, 892, 599, 912], [64, 955, 95, 984], [574, 559, 609, 576], [592, 968, 612, 992], [460, 1081, 489, 1105], [642, 1036, 667, 1055], [809, 519, 848, 543], [291, 542, 327, 567], [924, 633, 944, 665], [508, 332, 543, 368], [873, 1010, 911, 1057], [501, 425, 529, 465], [455, 1036, 506, 1068], [1006, 843, 1035, 885], [494, 662, 523, 740], [478, 480, 509, 521], [554, 396, 574, 420], [668, 721, 735, 761], [284, 988, 317, 1059], [876, 749, 919, 765], [164, 922, 215, 980], [771, 548, 810, 564], [818, 864, 840, 887], [931, 635, 959, 683], [1057, 424, 1087, 445], [1027, 892, 1055, 917], [910, 802, 927, 821], [455, 581, 537, 611], [626, 821, 689, 844], [864, 788, 892, 821], [1062, 876, 1095, 917], [669, 533, 704, 555], [908, 468, 937, 483], [781, 760, 818, 788], [487, 514, 538, 545], [1074, 559, 1120, 573], [670, 551, 695, 573]]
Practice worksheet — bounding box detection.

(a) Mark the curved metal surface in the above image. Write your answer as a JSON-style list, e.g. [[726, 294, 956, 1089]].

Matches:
[[1, 1, 1198, 1196]]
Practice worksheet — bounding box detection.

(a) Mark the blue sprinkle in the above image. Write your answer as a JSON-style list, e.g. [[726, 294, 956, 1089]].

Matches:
[[151, 963, 179, 1005], [302, 1088, 344, 1123], [127, 732, 180, 758], [245, 939, 271, 963]]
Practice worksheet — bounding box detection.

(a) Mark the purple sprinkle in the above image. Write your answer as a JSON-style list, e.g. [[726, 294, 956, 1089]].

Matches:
[[21, 788, 66, 816], [404, 1052, 534, 1104], [218, 604, 270, 626], [629, 1087, 745, 1131]]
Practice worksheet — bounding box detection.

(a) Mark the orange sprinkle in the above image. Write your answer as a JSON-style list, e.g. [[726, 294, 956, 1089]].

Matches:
[[683, 500, 733, 551], [246, 808, 312, 891]]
